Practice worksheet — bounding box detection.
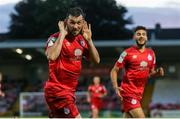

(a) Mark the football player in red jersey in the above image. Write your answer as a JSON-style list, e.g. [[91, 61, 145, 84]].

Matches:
[[44, 7, 100, 118], [110, 26, 164, 118], [87, 76, 107, 118]]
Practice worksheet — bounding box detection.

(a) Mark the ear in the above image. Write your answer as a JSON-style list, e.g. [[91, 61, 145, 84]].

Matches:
[[64, 19, 67, 26]]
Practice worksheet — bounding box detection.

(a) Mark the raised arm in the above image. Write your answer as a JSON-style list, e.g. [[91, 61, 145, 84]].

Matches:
[[45, 21, 67, 61], [82, 22, 100, 64]]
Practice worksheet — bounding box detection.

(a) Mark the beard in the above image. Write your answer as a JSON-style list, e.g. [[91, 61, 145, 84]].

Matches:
[[67, 26, 82, 36], [136, 40, 147, 48]]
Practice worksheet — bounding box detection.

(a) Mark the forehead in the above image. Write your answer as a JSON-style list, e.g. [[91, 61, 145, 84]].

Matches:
[[67, 15, 84, 21], [135, 29, 147, 34]]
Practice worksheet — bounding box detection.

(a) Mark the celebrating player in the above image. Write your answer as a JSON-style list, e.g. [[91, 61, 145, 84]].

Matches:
[[44, 7, 100, 118], [110, 26, 164, 118]]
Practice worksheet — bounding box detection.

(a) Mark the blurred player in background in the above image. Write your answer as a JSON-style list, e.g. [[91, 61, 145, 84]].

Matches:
[[0, 72, 5, 97], [87, 76, 107, 118], [110, 26, 164, 118], [44, 7, 100, 118]]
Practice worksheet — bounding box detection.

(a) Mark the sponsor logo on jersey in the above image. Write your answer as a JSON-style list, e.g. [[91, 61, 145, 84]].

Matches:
[[148, 54, 152, 61], [64, 107, 70, 115], [118, 51, 127, 63], [48, 40, 54, 47], [140, 61, 148, 67], [47, 37, 57, 47], [131, 99, 137, 105], [74, 49, 82, 56]]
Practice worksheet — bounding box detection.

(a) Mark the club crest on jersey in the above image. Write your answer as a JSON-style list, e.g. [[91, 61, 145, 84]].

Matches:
[[74, 49, 82, 56], [64, 107, 70, 115], [131, 99, 137, 105], [140, 61, 148, 67], [148, 54, 152, 61], [80, 40, 85, 47]]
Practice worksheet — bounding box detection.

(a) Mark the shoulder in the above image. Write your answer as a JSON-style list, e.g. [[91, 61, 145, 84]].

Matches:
[[119, 47, 132, 56], [46, 32, 60, 45], [88, 85, 93, 88], [48, 32, 60, 40], [88, 85, 93, 90], [126, 46, 137, 52], [146, 47, 155, 54], [46, 32, 60, 47], [101, 85, 106, 88], [50, 32, 60, 38]]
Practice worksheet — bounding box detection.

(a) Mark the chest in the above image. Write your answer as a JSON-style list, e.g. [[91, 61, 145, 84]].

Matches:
[[91, 86, 103, 93], [62, 39, 85, 58], [126, 51, 153, 68]]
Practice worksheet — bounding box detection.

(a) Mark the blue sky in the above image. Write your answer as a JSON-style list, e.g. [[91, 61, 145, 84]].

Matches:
[[0, 0, 180, 33]]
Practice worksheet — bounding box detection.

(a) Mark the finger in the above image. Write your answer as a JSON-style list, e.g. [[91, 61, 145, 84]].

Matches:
[[118, 93, 123, 101], [88, 24, 91, 30], [58, 21, 63, 27], [83, 21, 88, 29], [65, 25, 67, 31]]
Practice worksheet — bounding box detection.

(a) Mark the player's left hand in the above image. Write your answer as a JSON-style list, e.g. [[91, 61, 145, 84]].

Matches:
[[156, 67, 164, 76], [82, 21, 92, 41]]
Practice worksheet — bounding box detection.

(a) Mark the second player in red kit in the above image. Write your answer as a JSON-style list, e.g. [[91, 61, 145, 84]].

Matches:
[[87, 76, 107, 118], [110, 26, 164, 118]]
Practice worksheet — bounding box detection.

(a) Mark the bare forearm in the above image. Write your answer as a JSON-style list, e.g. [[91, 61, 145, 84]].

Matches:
[[110, 69, 119, 89], [87, 40, 100, 64], [46, 35, 64, 60]]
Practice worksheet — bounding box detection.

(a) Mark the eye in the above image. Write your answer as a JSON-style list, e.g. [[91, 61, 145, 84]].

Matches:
[[77, 22, 82, 25], [137, 33, 141, 36], [142, 33, 146, 36]]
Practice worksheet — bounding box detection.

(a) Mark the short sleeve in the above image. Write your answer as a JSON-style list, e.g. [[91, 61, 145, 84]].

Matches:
[[115, 51, 127, 68], [45, 32, 59, 51]]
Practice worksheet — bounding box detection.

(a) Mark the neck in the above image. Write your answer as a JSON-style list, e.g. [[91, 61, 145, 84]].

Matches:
[[95, 84, 99, 86], [136, 45, 146, 52]]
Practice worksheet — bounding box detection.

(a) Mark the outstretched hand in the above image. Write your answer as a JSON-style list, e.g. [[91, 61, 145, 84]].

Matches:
[[82, 21, 92, 41]]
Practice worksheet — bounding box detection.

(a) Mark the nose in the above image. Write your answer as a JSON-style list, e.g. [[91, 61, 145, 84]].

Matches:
[[73, 23, 79, 29]]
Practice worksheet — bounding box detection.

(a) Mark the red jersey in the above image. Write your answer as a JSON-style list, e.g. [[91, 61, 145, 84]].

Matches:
[[88, 84, 107, 109], [88, 84, 107, 98], [44, 32, 89, 109], [115, 46, 155, 99]]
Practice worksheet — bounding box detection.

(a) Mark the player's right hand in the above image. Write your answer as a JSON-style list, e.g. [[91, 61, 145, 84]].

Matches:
[[114, 87, 123, 101], [58, 21, 68, 37]]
